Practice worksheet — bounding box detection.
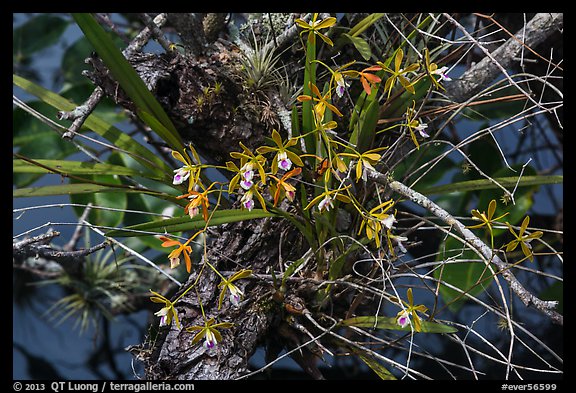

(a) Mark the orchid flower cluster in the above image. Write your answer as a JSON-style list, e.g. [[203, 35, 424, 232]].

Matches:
[[467, 199, 543, 262], [148, 13, 467, 344]]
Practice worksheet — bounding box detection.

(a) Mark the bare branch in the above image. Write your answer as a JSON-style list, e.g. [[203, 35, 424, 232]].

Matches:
[[366, 169, 563, 325], [63, 203, 93, 252], [445, 13, 563, 104], [58, 13, 170, 139], [13, 230, 60, 250], [13, 237, 108, 266]]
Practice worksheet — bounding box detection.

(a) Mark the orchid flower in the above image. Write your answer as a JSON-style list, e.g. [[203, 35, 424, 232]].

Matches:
[[392, 288, 428, 332], [256, 129, 304, 174], [158, 235, 194, 272], [149, 290, 181, 329], [217, 269, 252, 309]]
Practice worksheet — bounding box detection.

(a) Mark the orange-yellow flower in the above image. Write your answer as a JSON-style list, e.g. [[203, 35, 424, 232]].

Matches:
[[269, 167, 302, 207], [158, 235, 193, 273], [358, 65, 383, 95], [297, 82, 343, 121], [176, 187, 212, 221]]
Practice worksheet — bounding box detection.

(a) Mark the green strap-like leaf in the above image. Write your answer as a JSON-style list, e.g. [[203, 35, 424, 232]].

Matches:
[[347, 13, 385, 37], [418, 175, 563, 196], [71, 13, 184, 156], [13, 158, 163, 180], [340, 315, 458, 334], [106, 209, 277, 237], [13, 74, 173, 181], [13, 183, 158, 198]]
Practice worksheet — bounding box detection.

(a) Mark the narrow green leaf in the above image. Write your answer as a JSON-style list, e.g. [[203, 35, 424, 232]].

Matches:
[[13, 158, 162, 179], [106, 209, 277, 237], [347, 13, 385, 37], [138, 110, 185, 158], [13, 74, 173, 181], [301, 32, 316, 156], [418, 175, 562, 196], [356, 98, 379, 153], [13, 183, 141, 198], [340, 315, 457, 334], [72, 13, 184, 155], [13, 101, 78, 187]]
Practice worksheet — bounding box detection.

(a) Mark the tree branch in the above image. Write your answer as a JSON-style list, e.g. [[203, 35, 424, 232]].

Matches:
[[445, 13, 563, 104], [262, 13, 311, 54], [13, 238, 108, 267], [166, 13, 207, 56], [58, 13, 170, 139], [366, 169, 563, 325]]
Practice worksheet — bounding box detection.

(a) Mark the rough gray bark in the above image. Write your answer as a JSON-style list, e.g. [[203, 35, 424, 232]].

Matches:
[[140, 216, 308, 380], [166, 13, 207, 56], [83, 40, 272, 162]]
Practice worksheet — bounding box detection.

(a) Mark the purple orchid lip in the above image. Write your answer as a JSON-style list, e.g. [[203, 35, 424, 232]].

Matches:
[[398, 314, 409, 327], [240, 180, 253, 190], [243, 169, 254, 180], [279, 159, 292, 170]]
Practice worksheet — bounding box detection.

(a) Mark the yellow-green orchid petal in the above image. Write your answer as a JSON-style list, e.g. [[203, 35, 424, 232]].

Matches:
[[407, 287, 414, 307], [395, 49, 404, 72], [271, 129, 283, 148], [172, 150, 190, 166]]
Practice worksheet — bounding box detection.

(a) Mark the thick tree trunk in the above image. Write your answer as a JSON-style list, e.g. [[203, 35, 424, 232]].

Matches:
[[85, 31, 313, 379], [142, 216, 306, 380]]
